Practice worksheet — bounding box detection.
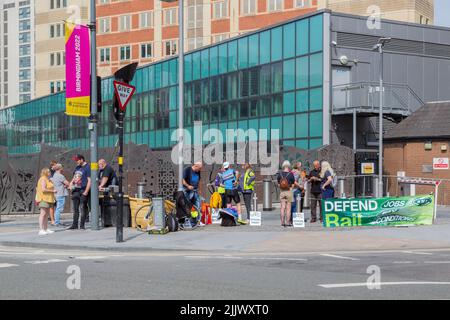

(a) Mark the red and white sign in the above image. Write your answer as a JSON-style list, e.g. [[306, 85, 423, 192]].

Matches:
[[433, 158, 449, 170], [113, 81, 136, 112]]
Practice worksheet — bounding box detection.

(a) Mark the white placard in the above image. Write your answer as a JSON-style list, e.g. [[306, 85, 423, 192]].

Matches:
[[211, 208, 221, 224], [249, 211, 262, 226], [433, 158, 449, 170], [293, 212, 305, 228]]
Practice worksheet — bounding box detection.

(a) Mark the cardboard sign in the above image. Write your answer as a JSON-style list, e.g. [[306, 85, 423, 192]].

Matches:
[[293, 212, 305, 228], [211, 208, 221, 224], [250, 211, 262, 226]]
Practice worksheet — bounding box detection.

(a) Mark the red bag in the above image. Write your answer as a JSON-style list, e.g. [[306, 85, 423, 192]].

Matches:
[[201, 203, 212, 225]]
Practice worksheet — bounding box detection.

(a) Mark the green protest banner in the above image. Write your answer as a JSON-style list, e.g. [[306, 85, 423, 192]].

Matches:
[[322, 195, 434, 228]]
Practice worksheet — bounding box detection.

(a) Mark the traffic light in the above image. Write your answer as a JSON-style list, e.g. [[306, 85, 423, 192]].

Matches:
[[97, 76, 102, 113]]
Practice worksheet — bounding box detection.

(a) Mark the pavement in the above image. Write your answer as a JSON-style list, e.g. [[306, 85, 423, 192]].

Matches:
[[1, 206, 450, 254]]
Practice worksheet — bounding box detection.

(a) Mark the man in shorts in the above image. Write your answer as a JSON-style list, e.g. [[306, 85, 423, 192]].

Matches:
[[220, 162, 242, 221]]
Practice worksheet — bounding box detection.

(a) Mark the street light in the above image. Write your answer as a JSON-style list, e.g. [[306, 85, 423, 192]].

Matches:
[[372, 37, 391, 198], [161, 0, 184, 191], [89, 0, 99, 229]]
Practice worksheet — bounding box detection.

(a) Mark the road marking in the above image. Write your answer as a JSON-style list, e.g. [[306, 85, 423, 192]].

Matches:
[[319, 282, 450, 289], [424, 261, 450, 264], [184, 255, 307, 261], [73, 256, 107, 260], [403, 251, 433, 255], [393, 261, 414, 264], [320, 254, 360, 261], [24, 259, 68, 265], [0, 263, 19, 268]]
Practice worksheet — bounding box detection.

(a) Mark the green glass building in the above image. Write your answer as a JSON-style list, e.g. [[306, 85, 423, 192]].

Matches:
[[0, 11, 329, 155]]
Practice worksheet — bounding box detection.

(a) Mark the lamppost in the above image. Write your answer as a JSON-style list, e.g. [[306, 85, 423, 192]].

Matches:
[[89, 0, 99, 229], [372, 37, 391, 198], [161, 0, 184, 191]]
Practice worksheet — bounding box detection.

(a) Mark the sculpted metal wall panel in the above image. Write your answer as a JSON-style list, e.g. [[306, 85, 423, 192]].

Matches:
[[0, 143, 354, 215]]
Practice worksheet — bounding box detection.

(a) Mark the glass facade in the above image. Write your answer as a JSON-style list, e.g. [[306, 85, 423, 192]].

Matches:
[[0, 13, 324, 154]]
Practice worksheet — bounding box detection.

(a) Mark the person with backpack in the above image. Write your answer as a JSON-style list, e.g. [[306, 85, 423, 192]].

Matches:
[[277, 160, 295, 227], [241, 162, 256, 221], [220, 162, 242, 221], [182, 162, 203, 215], [320, 161, 335, 200], [214, 165, 227, 208]]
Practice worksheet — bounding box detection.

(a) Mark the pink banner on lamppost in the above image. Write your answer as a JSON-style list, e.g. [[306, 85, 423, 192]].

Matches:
[[65, 22, 91, 117]]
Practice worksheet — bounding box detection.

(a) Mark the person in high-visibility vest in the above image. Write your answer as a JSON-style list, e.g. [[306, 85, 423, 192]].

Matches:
[[214, 165, 227, 208], [242, 162, 256, 221]]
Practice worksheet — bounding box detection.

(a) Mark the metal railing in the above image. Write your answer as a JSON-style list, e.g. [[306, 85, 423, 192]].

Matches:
[[336, 175, 450, 206], [332, 82, 424, 116]]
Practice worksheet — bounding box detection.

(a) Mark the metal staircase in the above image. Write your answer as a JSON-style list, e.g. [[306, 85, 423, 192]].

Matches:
[[332, 82, 424, 122]]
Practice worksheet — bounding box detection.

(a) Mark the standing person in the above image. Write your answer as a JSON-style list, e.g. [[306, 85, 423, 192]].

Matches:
[[242, 162, 256, 221], [320, 161, 335, 201], [277, 161, 295, 227], [50, 164, 69, 227], [214, 165, 227, 208], [35, 168, 57, 235], [48, 160, 58, 225], [309, 160, 322, 223], [98, 159, 117, 190], [68, 154, 91, 230], [221, 162, 242, 221], [182, 162, 203, 220], [291, 162, 304, 220]]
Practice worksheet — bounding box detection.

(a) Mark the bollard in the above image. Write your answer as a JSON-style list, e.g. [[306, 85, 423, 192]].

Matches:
[[263, 178, 273, 211], [252, 192, 258, 212], [304, 181, 310, 209], [339, 178, 346, 198], [137, 182, 146, 199], [296, 193, 301, 213], [373, 176, 379, 197]]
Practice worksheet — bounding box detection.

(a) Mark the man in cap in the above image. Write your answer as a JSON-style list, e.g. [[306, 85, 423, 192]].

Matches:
[[68, 154, 91, 230]]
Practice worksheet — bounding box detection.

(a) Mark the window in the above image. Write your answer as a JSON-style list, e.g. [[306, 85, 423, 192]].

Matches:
[[119, 15, 131, 31], [187, 3, 203, 29], [141, 43, 153, 58], [139, 12, 153, 28], [99, 0, 109, 4], [19, 69, 31, 80], [99, 18, 110, 33], [50, 52, 64, 66], [19, 20, 30, 31], [19, 7, 30, 19], [19, 45, 30, 56], [99, 48, 110, 62], [294, 0, 311, 8], [267, 0, 282, 12], [19, 32, 31, 43], [187, 37, 203, 51], [164, 8, 177, 26], [213, 33, 228, 43], [19, 57, 31, 68], [213, 1, 228, 19], [50, 0, 67, 9], [164, 40, 177, 56], [120, 46, 131, 60], [241, 0, 256, 15], [19, 81, 31, 93]]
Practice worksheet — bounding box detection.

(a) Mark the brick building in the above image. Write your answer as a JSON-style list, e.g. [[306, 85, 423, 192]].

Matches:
[[384, 101, 450, 205], [96, 0, 319, 77]]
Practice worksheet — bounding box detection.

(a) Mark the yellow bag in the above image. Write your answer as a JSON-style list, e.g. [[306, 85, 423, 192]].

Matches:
[[209, 191, 222, 209]]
